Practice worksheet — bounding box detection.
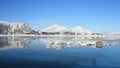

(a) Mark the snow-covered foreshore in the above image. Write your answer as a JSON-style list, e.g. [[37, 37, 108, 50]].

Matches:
[[0, 34, 106, 38], [0, 34, 62, 36]]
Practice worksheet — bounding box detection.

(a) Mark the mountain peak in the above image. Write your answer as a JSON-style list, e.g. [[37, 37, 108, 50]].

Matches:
[[51, 24, 59, 27], [48, 24, 62, 29], [73, 26, 84, 29], [41, 24, 69, 32], [0, 21, 38, 35], [40, 24, 92, 33]]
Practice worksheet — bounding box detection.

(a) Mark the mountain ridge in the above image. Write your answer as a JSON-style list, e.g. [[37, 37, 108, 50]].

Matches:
[[1, 21, 120, 35], [40, 24, 92, 33], [0, 21, 38, 35]]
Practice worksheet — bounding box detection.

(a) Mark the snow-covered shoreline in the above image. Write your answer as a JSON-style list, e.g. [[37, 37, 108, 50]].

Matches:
[[0, 34, 105, 38], [0, 34, 99, 36], [0, 34, 120, 39]]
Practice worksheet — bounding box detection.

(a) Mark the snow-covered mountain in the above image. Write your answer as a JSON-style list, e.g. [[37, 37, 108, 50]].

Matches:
[[0, 21, 92, 35], [40, 24, 92, 34], [41, 24, 70, 32], [71, 26, 92, 33], [0, 21, 38, 35]]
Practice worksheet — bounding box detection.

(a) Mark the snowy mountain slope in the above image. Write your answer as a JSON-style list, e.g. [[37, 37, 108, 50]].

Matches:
[[40, 24, 92, 33], [0, 21, 38, 35], [41, 24, 70, 32], [0, 21, 94, 35], [71, 26, 92, 33]]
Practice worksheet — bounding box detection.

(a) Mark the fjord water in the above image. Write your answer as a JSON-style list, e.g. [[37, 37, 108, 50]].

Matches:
[[0, 37, 120, 68]]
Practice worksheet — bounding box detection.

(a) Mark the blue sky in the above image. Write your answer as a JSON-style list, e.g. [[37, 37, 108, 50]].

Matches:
[[0, 0, 120, 33]]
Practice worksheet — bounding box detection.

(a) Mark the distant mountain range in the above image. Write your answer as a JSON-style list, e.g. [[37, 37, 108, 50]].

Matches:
[[0, 21, 92, 35], [0, 21, 120, 35], [40, 24, 92, 33]]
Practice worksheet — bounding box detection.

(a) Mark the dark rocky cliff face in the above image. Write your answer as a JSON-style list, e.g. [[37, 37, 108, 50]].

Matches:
[[0, 23, 10, 34]]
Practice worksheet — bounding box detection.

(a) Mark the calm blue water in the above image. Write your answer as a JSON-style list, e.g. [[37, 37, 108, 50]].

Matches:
[[0, 36, 120, 68]]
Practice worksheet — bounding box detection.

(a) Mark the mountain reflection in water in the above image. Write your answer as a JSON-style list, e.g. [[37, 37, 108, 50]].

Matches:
[[0, 37, 120, 68], [0, 37, 33, 50], [0, 37, 120, 50]]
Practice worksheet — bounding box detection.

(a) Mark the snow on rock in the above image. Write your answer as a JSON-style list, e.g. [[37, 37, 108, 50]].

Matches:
[[41, 24, 70, 32], [0, 21, 38, 35], [71, 26, 92, 33], [40, 24, 92, 34]]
